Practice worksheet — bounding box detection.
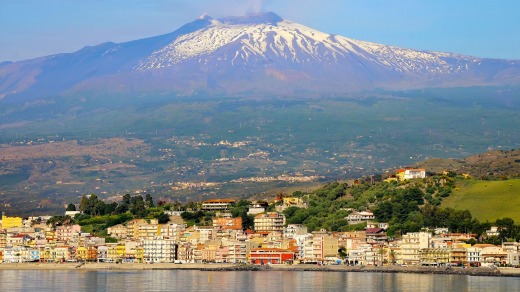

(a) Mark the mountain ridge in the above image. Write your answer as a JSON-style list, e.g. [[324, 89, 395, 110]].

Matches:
[[1, 12, 519, 102]]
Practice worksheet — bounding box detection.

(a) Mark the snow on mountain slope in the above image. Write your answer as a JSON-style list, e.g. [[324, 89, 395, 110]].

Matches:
[[135, 12, 479, 78]]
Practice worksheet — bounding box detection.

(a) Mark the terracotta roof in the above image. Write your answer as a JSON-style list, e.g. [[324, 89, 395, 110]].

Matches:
[[203, 199, 236, 203], [255, 231, 271, 235], [251, 248, 293, 252], [365, 228, 385, 234], [472, 244, 497, 248]]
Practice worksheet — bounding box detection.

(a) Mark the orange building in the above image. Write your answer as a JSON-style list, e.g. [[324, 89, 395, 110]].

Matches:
[[249, 248, 295, 264], [213, 217, 242, 230]]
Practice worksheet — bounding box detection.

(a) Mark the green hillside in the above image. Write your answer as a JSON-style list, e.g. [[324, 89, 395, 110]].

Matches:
[[442, 179, 520, 222]]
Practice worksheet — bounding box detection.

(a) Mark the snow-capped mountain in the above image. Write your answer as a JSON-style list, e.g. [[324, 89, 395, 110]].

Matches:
[[1, 12, 519, 102]]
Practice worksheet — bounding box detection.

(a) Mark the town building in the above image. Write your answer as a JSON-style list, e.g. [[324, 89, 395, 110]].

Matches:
[[276, 197, 307, 212], [247, 201, 269, 215], [202, 199, 236, 211], [396, 168, 426, 180], [249, 248, 294, 264], [143, 239, 177, 263], [213, 217, 242, 230], [56, 225, 81, 242], [398, 232, 431, 265], [419, 248, 450, 266], [284, 224, 308, 239], [254, 213, 286, 233], [311, 229, 339, 262], [1, 213, 23, 229], [346, 211, 374, 224]]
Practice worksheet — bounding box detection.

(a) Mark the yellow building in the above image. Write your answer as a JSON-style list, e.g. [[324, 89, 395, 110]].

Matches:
[[0, 233, 6, 248], [107, 244, 119, 262], [135, 247, 144, 263], [116, 244, 126, 261], [419, 248, 450, 266], [53, 247, 70, 262], [76, 246, 88, 261], [107, 224, 128, 239], [40, 247, 53, 262], [1, 213, 23, 229], [283, 197, 304, 206], [106, 243, 126, 262], [45, 228, 56, 242]]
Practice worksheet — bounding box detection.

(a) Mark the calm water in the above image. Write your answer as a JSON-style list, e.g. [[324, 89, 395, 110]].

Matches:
[[0, 270, 519, 292]]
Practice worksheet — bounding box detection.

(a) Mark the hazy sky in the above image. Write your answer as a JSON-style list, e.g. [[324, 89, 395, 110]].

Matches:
[[1, 0, 519, 62]]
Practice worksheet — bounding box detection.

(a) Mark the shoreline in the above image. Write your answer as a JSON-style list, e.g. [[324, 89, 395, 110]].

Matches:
[[0, 263, 519, 277]]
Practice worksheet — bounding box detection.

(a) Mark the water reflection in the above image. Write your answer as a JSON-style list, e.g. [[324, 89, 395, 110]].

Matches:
[[0, 270, 518, 292]]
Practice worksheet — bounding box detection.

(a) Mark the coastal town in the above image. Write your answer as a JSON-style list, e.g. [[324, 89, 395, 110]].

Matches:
[[1, 196, 519, 269]]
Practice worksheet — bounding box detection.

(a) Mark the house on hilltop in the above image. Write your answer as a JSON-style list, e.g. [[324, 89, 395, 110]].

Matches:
[[346, 211, 375, 225], [396, 168, 426, 180]]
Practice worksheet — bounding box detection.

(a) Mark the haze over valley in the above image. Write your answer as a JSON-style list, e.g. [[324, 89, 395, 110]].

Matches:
[[1, 11, 519, 215]]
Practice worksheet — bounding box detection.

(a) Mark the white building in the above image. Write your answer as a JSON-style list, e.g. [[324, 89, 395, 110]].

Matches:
[[293, 233, 312, 260], [397, 168, 426, 180], [202, 199, 236, 211], [346, 211, 374, 224], [398, 232, 431, 265], [142, 239, 177, 263], [302, 236, 315, 262], [254, 212, 286, 232], [3, 247, 22, 263], [486, 226, 500, 237], [247, 202, 268, 215], [227, 240, 248, 263], [97, 246, 109, 262], [506, 252, 520, 266], [284, 224, 308, 239], [160, 223, 186, 241]]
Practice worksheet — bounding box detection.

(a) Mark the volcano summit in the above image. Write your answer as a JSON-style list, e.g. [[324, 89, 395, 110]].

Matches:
[[1, 12, 519, 101]]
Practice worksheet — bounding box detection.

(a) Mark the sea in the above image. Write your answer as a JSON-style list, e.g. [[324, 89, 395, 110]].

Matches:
[[1, 270, 519, 292]]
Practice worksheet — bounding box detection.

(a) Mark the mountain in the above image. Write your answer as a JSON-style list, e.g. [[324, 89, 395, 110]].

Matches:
[[2, 12, 520, 102]]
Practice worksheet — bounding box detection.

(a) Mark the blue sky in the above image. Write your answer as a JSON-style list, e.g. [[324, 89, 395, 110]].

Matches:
[[1, 0, 519, 62]]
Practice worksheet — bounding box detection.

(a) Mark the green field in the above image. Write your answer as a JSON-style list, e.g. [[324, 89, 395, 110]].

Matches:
[[442, 179, 520, 223]]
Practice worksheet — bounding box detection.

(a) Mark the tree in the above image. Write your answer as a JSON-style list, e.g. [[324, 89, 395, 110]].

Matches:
[[66, 204, 76, 211], [496, 217, 515, 239], [92, 200, 107, 216], [130, 196, 147, 218], [79, 194, 100, 215], [145, 194, 155, 208], [79, 195, 89, 213], [47, 215, 73, 227], [242, 213, 255, 230], [338, 246, 347, 260], [115, 203, 129, 214], [465, 238, 477, 246], [155, 212, 170, 224], [122, 194, 131, 206], [105, 202, 118, 214], [484, 236, 502, 245]]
